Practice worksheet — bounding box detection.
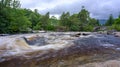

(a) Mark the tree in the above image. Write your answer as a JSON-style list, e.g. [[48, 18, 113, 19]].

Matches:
[[60, 12, 71, 31], [33, 22, 42, 30], [78, 6, 89, 24], [0, 0, 32, 33], [89, 18, 99, 26], [0, 1, 102, 33], [50, 16, 58, 26], [0, 0, 20, 8], [112, 18, 120, 31], [69, 14, 80, 31], [0, 0, 21, 33], [40, 12, 50, 30], [8, 9, 31, 33], [105, 14, 114, 26], [77, 6, 90, 31], [29, 13, 39, 29]]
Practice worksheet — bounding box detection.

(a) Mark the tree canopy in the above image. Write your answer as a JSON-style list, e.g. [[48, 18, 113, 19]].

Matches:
[[0, 0, 105, 34]]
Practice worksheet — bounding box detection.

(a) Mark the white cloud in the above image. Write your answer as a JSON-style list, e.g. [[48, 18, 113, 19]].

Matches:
[[50, 14, 60, 19], [20, 0, 78, 10]]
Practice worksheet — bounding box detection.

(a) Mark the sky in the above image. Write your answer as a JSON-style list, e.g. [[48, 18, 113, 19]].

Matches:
[[20, 0, 120, 19]]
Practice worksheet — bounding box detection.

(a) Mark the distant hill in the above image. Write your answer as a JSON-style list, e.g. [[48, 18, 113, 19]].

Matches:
[[99, 19, 107, 25]]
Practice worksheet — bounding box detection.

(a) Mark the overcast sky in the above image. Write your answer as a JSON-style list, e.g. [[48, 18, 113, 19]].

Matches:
[[20, 0, 120, 19]]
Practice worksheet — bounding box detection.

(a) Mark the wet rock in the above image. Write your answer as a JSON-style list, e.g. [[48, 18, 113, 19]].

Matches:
[[93, 26, 99, 32], [74, 34, 120, 49], [106, 30, 115, 35], [74, 36, 101, 49], [114, 32, 120, 37], [71, 33, 81, 37], [0, 34, 10, 36], [24, 36, 46, 46], [71, 32, 91, 37], [82, 33, 90, 36], [99, 35, 120, 47]]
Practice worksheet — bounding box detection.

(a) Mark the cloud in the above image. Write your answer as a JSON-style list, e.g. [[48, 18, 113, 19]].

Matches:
[[20, 0, 120, 19]]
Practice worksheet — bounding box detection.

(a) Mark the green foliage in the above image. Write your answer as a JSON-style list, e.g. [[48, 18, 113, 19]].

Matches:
[[59, 6, 100, 31], [89, 18, 99, 26], [69, 14, 80, 31], [105, 14, 114, 26], [70, 25, 79, 31], [33, 22, 42, 30], [0, 0, 31, 33], [112, 18, 120, 31], [60, 12, 70, 29], [77, 6, 89, 24], [50, 16, 59, 26], [104, 14, 120, 31], [0, 0, 100, 34], [46, 25, 55, 31]]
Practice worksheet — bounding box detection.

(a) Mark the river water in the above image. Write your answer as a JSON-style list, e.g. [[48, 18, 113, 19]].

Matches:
[[0, 32, 120, 67]]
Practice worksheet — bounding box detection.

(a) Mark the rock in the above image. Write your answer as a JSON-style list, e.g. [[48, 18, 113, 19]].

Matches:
[[73, 36, 102, 53], [74, 34, 120, 49], [71, 33, 81, 37], [114, 32, 120, 37], [106, 30, 116, 35], [93, 26, 101, 32], [71, 32, 91, 37], [82, 33, 90, 36], [24, 36, 46, 46], [0, 34, 10, 36]]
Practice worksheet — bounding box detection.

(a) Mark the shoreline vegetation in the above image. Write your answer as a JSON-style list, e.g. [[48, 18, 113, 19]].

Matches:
[[1, 0, 120, 34]]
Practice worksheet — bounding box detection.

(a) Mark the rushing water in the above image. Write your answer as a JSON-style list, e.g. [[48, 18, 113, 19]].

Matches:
[[0, 32, 120, 67]]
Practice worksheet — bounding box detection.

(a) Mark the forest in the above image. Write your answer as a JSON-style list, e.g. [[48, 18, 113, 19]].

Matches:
[[0, 0, 120, 34]]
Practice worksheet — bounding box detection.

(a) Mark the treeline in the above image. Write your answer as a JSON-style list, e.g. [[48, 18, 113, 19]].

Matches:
[[0, 0, 102, 34], [105, 14, 120, 31]]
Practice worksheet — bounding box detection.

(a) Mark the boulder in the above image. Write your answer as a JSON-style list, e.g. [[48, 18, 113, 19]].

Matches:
[[25, 36, 46, 46]]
